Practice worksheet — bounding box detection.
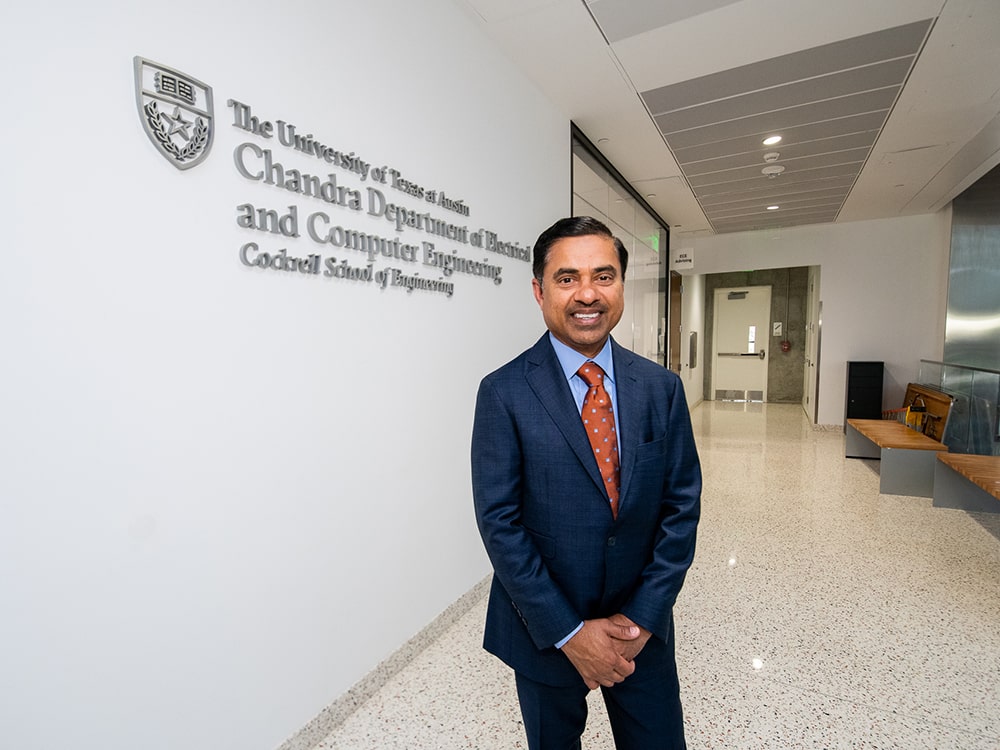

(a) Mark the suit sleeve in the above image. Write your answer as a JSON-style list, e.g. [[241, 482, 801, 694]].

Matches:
[[471, 376, 582, 650], [620, 375, 701, 641]]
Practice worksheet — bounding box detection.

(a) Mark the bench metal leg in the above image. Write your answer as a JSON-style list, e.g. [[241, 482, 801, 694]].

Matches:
[[879, 448, 939, 497], [933, 461, 1000, 513]]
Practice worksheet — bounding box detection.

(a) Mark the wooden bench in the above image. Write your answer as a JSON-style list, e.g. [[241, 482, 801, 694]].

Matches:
[[845, 419, 948, 497], [885, 383, 955, 442], [932, 453, 1000, 513]]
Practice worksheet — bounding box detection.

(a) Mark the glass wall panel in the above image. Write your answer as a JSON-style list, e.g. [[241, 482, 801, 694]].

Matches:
[[918, 359, 1000, 455], [571, 137, 667, 365]]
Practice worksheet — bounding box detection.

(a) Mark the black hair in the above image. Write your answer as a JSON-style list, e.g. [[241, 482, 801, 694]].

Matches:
[[531, 216, 629, 282]]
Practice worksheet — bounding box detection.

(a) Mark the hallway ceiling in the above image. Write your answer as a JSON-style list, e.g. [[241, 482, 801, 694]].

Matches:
[[458, 0, 1000, 238]]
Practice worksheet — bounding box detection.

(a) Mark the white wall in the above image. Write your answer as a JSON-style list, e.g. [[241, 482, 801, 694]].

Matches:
[[672, 211, 951, 425], [0, 2, 567, 749]]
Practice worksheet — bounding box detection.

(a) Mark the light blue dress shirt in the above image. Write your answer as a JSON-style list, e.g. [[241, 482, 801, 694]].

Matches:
[[547, 333, 621, 649]]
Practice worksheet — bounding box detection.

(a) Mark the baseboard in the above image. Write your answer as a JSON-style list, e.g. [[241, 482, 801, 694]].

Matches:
[[275, 575, 491, 750]]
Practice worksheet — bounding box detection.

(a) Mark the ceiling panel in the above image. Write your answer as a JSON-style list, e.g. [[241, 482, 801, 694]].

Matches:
[[634, 17, 933, 233], [638, 19, 933, 115], [586, 0, 743, 44]]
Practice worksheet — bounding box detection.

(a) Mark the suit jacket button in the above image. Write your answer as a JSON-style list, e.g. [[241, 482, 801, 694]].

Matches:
[[607, 536, 616, 547]]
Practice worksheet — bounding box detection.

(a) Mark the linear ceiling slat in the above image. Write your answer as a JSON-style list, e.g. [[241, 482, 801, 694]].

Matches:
[[658, 88, 899, 143], [694, 167, 860, 198], [709, 199, 845, 220], [686, 146, 872, 179], [644, 57, 913, 129], [701, 187, 852, 211], [711, 212, 839, 232], [682, 134, 877, 174], [691, 164, 864, 190], [697, 176, 857, 206], [670, 112, 887, 163], [639, 19, 933, 114], [713, 212, 839, 226]]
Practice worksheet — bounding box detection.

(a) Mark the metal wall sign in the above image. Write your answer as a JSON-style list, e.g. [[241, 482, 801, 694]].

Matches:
[[132, 55, 533, 299], [134, 57, 214, 171], [672, 246, 694, 271]]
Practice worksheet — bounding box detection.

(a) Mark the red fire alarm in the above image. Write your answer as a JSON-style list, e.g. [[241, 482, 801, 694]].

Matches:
[[780, 340, 792, 353]]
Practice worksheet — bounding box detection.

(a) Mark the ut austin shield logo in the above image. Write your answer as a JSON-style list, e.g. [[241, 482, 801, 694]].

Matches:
[[134, 57, 214, 170]]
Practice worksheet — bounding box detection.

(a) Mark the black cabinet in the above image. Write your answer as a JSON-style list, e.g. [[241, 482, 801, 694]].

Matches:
[[845, 361, 884, 424]]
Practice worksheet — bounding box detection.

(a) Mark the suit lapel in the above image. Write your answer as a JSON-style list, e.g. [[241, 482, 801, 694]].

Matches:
[[525, 335, 608, 499], [612, 341, 642, 512]]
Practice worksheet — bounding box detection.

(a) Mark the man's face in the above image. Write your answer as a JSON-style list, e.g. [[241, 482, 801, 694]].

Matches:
[[532, 233, 625, 358]]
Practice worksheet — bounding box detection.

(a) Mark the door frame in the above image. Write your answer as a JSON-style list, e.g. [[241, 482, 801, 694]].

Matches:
[[802, 267, 822, 423], [667, 272, 682, 374]]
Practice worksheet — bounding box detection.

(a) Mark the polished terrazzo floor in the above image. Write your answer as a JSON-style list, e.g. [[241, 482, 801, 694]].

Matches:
[[315, 402, 1000, 749]]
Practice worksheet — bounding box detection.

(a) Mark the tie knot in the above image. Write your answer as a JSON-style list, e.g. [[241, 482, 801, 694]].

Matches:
[[577, 362, 606, 388]]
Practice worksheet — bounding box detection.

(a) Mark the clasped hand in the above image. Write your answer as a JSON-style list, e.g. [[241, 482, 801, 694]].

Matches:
[[561, 614, 652, 690]]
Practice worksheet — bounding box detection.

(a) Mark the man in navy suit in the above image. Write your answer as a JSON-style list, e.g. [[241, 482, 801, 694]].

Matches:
[[472, 216, 701, 749]]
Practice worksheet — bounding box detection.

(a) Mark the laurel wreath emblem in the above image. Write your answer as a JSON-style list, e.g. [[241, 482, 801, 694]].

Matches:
[[143, 101, 209, 162]]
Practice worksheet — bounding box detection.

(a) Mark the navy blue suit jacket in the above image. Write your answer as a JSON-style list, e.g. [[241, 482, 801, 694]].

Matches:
[[472, 334, 701, 687]]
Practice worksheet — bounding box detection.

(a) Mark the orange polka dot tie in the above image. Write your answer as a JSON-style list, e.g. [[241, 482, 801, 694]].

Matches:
[[577, 362, 620, 518]]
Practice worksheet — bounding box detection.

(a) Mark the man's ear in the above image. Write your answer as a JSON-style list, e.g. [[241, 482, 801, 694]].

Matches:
[[531, 278, 544, 307]]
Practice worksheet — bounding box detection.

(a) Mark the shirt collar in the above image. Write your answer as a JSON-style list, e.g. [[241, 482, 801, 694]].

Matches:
[[548, 333, 615, 385]]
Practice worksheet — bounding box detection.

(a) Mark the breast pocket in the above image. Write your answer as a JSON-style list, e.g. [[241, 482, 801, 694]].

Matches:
[[634, 436, 666, 464]]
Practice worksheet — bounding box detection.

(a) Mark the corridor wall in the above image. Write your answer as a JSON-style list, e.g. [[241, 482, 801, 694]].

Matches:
[[0, 2, 567, 749]]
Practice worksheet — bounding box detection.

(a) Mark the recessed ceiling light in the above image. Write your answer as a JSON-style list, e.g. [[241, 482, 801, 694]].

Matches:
[[597, 138, 610, 144], [767, 205, 780, 210], [761, 165, 785, 177], [762, 135, 782, 146], [646, 193, 657, 199]]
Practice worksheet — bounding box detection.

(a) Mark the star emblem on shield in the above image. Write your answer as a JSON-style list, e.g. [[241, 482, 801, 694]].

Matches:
[[134, 57, 214, 170]]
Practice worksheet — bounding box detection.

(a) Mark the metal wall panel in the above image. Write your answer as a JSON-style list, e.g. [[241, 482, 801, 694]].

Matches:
[[945, 165, 1000, 369]]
